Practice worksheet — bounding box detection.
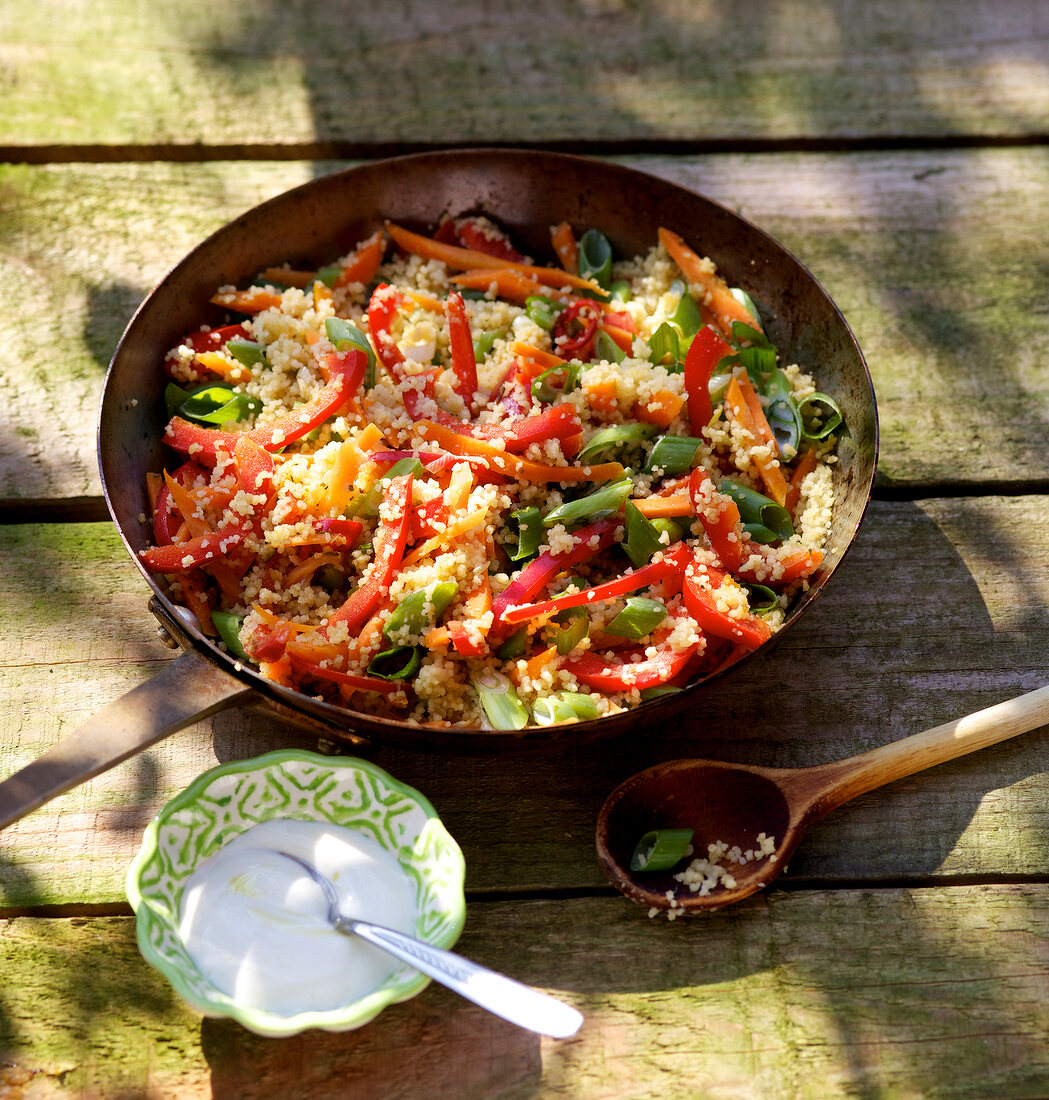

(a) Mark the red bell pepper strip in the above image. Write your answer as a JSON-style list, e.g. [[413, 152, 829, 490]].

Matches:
[[454, 217, 527, 262], [164, 323, 252, 378], [501, 543, 692, 626], [682, 559, 772, 650], [445, 291, 479, 414], [488, 518, 620, 644], [448, 620, 487, 658], [315, 517, 364, 545], [151, 460, 210, 546], [684, 326, 733, 436], [688, 468, 743, 572], [553, 299, 600, 359], [325, 473, 413, 637], [163, 348, 366, 461], [286, 654, 403, 696], [250, 622, 295, 664], [472, 404, 583, 452], [563, 639, 701, 693]]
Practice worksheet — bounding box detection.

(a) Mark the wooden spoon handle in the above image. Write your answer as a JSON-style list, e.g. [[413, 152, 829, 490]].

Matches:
[[795, 683, 1049, 816]]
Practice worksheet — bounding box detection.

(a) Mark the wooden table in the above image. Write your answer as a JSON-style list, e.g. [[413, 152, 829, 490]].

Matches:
[[2, 2, 1049, 1095]]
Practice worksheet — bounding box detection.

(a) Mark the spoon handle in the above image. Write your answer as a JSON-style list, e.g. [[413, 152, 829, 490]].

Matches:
[[802, 682, 1049, 814], [337, 917, 583, 1039]]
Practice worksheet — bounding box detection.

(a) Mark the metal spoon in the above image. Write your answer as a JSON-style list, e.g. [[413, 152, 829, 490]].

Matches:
[[596, 683, 1049, 913], [275, 851, 583, 1038]]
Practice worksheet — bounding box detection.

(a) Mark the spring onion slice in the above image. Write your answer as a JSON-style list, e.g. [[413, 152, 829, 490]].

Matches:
[[211, 611, 250, 662], [720, 478, 794, 541], [577, 229, 613, 290], [798, 392, 844, 440], [315, 265, 343, 287], [594, 329, 626, 363], [609, 279, 632, 303], [225, 339, 267, 368], [643, 434, 702, 476], [165, 381, 192, 419], [368, 645, 423, 680], [473, 328, 505, 359], [622, 500, 665, 568], [471, 670, 529, 730], [605, 597, 668, 640], [383, 581, 459, 642], [671, 281, 703, 337], [532, 691, 599, 726], [542, 474, 634, 528], [531, 361, 580, 403], [743, 581, 779, 614], [630, 828, 694, 872], [544, 605, 589, 655], [640, 685, 683, 701], [495, 628, 529, 661], [314, 564, 346, 593], [650, 518, 685, 544], [577, 423, 657, 465], [708, 371, 733, 404], [730, 287, 762, 328], [346, 455, 423, 517], [325, 317, 377, 388], [525, 295, 560, 331], [647, 321, 680, 366], [510, 507, 543, 562]]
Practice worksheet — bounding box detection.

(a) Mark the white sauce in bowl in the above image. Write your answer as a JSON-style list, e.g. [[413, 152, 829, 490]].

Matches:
[[178, 818, 418, 1016]]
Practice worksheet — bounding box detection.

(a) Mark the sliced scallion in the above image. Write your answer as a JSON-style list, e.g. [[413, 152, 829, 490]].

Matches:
[[577, 229, 613, 290], [345, 456, 424, 517], [368, 645, 423, 680], [544, 605, 589, 655], [383, 581, 459, 642], [325, 317, 377, 388], [622, 500, 665, 568], [708, 371, 733, 404], [471, 670, 529, 730], [798, 392, 844, 440], [609, 279, 632, 303], [532, 691, 599, 726], [225, 339, 267, 368], [495, 628, 529, 661], [605, 597, 668, 640], [720, 478, 794, 542], [594, 329, 626, 363], [639, 685, 683, 702], [730, 287, 762, 328], [473, 328, 505, 359], [530, 361, 580, 403], [671, 281, 703, 337], [643, 434, 702, 476], [315, 265, 343, 287], [165, 381, 192, 419], [211, 611, 250, 662], [525, 295, 561, 331], [743, 582, 779, 614], [509, 507, 543, 562], [650, 517, 685, 544], [766, 396, 801, 460], [541, 474, 634, 528], [630, 828, 694, 872], [576, 423, 657, 465], [647, 321, 680, 366]]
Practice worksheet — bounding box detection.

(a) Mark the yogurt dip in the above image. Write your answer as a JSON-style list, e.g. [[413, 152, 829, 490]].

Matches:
[[178, 818, 418, 1015]]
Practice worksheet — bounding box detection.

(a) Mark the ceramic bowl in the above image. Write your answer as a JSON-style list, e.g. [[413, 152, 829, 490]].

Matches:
[[126, 749, 466, 1037]]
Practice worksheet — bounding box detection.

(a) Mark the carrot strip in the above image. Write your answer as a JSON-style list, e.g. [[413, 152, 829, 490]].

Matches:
[[284, 551, 342, 588], [785, 446, 819, 515], [724, 375, 789, 506], [550, 221, 579, 273], [509, 342, 568, 371], [524, 645, 559, 681], [451, 269, 573, 305], [658, 227, 759, 337], [194, 350, 252, 383], [634, 389, 686, 429], [400, 509, 489, 569], [633, 494, 692, 519], [210, 288, 283, 313], [401, 288, 445, 313], [385, 221, 603, 292], [260, 267, 315, 289], [335, 230, 384, 288]]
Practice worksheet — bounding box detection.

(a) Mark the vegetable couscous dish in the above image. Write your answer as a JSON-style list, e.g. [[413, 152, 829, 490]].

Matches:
[[141, 215, 843, 729]]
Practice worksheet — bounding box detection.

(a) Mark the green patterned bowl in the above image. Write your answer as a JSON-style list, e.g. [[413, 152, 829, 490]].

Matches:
[[126, 749, 466, 1037]]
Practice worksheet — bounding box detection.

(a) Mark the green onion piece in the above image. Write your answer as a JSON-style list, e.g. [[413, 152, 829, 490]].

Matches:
[[178, 384, 261, 426], [383, 581, 459, 642], [622, 500, 665, 568], [609, 279, 632, 303], [671, 281, 703, 337], [650, 518, 685, 544], [643, 434, 702, 476], [577, 229, 614, 290], [345, 456, 424, 517], [525, 295, 561, 331], [509, 507, 543, 562], [630, 828, 694, 872], [605, 597, 668, 640], [165, 381, 192, 419], [576, 423, 657, 465], [495, 628, 529, 661], [594, 329, 626, 363], [720, 478, 794, 541], [730, 287, 762, 328], [639, 685, 683, 702], [544, 605, 589, 655], [742, 522, 780, 544], [766, 396, 801, 460], [708, 371, 732, 404], [798, 392, 844, 440], [473, 328, 505, 359], [532, 691, 599, 726], [471, 670, 529, 730], [211, 611, 250, 662], [368, 645, 423, 680], [325, 317, 377, 388], [313, 564, 346, 593], [225, 339, 267, 368], [530, 361, 580, 403], [743, 582, 779, 614], [315, 265, 343, 287], [647, 321, 680, 366], [731, 321, 774, 350], [541, 474, 634, 528], [457, 288, 487, 300]]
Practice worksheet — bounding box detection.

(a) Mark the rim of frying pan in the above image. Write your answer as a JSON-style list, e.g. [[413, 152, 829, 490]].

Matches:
[[98, 148, 879, 753]]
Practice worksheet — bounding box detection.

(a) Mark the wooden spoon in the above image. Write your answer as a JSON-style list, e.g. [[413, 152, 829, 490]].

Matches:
[[596, 684, 1049, 912]]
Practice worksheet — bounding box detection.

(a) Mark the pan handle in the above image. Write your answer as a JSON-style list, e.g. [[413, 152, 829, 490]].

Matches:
[[0, 648, 258, 830]]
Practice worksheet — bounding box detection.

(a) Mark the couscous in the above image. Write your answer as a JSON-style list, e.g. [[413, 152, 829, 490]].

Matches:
[[140, 215, 842, 729]]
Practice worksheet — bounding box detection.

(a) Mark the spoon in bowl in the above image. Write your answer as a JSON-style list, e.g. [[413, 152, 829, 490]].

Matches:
[[275, 851, 583, 1039], [596, 683, 1049, 913]]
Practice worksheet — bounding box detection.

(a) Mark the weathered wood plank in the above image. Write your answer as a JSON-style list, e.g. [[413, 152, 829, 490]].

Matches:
[[2, 496, 1047, 907], [3, 149, 1047, 503], [3, 886, 1049, 1098], [3, 1, 1049, 148]]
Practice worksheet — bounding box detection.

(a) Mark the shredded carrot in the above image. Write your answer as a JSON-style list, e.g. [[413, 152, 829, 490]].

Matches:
[[284, 551, 342, 588], [415, 419, 624, 484], [260, 267, 315, 289], [550, 221, 579, 273], [509, 342, 568, 371], [634, 389, 686, 429], [146, 472, 163, 512], [335, 230, 384, 288], [386, 221, 603, 293], [725, 376, 789, 506], [451, 268, 571, 305], [163, 470, 210, 535], [194, 350, 252, 383], [785, 446, 819, 515], [251, 604, 316, 634], [402, 288, 445, 313], [633, 494, 692, 519], [400, 508, 489, 569], [658, 227, 759, 337], [210, 288, 283, 314]]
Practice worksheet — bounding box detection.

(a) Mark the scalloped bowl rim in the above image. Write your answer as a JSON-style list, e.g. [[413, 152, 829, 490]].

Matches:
[[126, 749, 467, 1037]]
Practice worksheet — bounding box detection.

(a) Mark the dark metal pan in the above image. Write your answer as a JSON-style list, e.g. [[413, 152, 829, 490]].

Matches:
[[0, 150, 878, 828]]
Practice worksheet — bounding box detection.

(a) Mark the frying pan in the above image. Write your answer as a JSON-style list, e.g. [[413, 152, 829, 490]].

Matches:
[[0, 150, 878, 829]]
